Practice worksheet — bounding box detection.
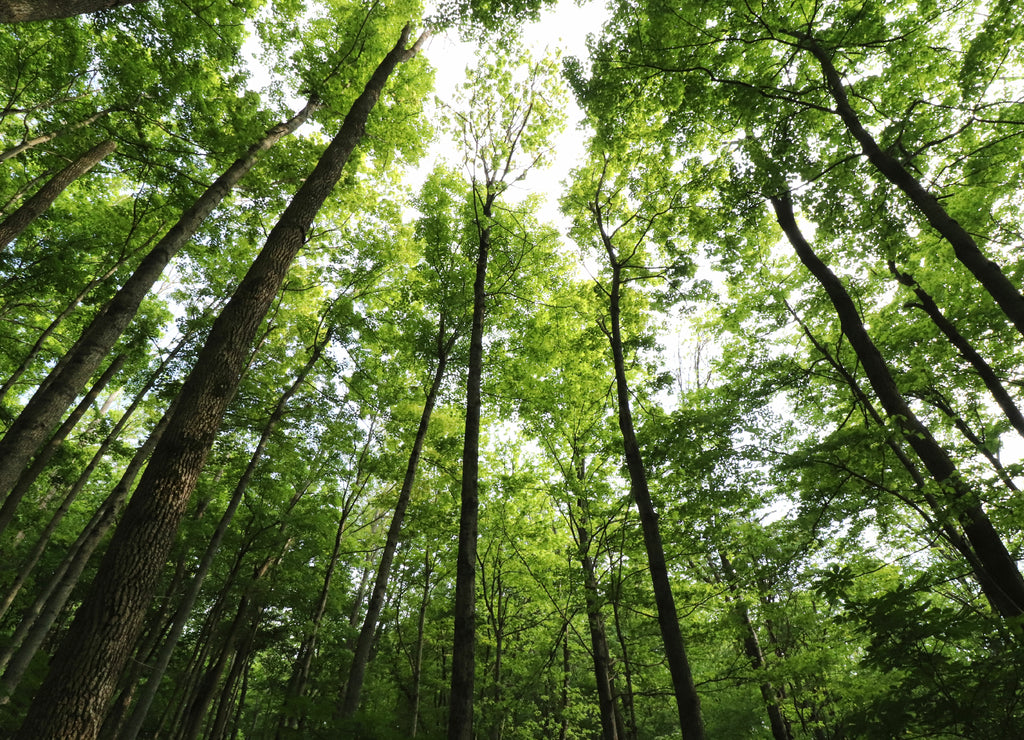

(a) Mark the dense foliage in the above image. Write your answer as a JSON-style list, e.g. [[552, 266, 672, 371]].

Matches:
[[1, 0, 1023, 737]]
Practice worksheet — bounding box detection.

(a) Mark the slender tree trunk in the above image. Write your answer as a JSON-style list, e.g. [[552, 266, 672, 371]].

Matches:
[[0, 139, 115, 249], [0, 0, 147, 22], [719, 553, 792, 740], [449, 194, 494, 740], [887, 260, 1024, 440], [0, 106, 114, 163], [14, 27, 426, 739], [579, 525, 619, 740], [120, 333, 330, 740], [0, 251, 127, 407], [610, 569, 637, 740], [341, 325, 454, 716], [0, 404, 169, 702], [595, 207, 704, 738], [772, 191, 1024, 619], [409, 550, 432, 738], [0, 354, 125, 538], [0, 100, 318, 511], [792, 32, 1024, 338], [0, 338, 174, 620]]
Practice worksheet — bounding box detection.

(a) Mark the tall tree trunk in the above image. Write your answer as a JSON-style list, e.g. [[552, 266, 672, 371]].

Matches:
[[577, 513, 619, 740], [0, 100, 317, 510], [0, 354, 125, 538], [791, 32, 1024, 338], [449, 193, 494, 740], [0, 139, 115, 249], [14, 27, 426, 739], [0, 0, 147, 22], [772, 191, 1024, 619], [341, 323, 455, 716], [409, 550, 432, 738], [595, 203, 704, 738], [119, 332, 330, 740]]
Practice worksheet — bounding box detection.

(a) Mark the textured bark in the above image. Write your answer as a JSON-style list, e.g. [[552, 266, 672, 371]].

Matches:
[[0, 0, 146, 22], [341, 325, 454, 717], [595, 201, 705, 738], [792, 32, 1024, 339], [120, 334, 329, 740], [0, 101, 317, 514], [449, 200, 492, 740], [772, 192, 1024, 619], [0, 139, 115, 249], [579, 521, 619, 740], [15, 26, 425, 740], [0, 354, 125, 537]]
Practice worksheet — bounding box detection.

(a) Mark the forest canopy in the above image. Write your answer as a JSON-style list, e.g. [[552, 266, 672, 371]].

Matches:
[[1, 0, 1023, 738]]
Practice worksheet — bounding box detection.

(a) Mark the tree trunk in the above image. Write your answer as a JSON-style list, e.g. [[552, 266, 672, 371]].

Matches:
[[341, 323, 454, 716], [792, 33, 1024, 339], [0, 0, 147, 23], [719, 553, 792, 740], [448, 194, 494, 740], [120, 332, 330, 740], [409, 550, 432, 738], [14, 27, 426, 739], [0, 100, 317, 513], [772, 191, 1024, 619], [596, 210, 704, 738], [0, 139, 115, 249], [579, 523, 619, 740]]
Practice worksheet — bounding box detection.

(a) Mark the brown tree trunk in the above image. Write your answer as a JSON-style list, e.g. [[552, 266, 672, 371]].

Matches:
[[594, 201, 704, 738], [792, 32, 1024, 339], [14, 26, 426, 739], [0, 139, 115, 249], [341, 322, 455, 716], [0, 101, 317, 512], [0, 0, 147, 22], [409, 550, 432, 738], [772, 191, 1024, 619], [448, 194, 494, 740], [120, 332, 330, 740], [719, 553, 792, 740]]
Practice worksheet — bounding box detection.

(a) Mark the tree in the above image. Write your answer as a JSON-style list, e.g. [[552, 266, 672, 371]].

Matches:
[[441, 51, 565, 740]]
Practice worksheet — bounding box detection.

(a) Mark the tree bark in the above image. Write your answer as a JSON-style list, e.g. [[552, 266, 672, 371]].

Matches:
[[14, 26, 426, 740], [0, 0, 147, 22], [0, 139, 115, 249], [341, 323, 455, 717], [792, 32, 1024, 339], [0, 100, 317, 512], [448, 195, 493, 740], [0, 106, 114, 163], [595, 201, 705, 738], [772, 191, 1024, 620], [119, 332, 330, 740]]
